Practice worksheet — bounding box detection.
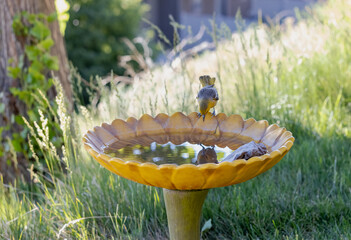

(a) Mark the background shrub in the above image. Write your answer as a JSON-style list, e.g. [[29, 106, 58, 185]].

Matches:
[[65, 0, 149, 80]]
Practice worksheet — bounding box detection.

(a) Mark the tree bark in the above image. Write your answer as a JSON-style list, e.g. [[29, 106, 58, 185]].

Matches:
[[0, 0, 72, 183], [39, 0, 73, 103]]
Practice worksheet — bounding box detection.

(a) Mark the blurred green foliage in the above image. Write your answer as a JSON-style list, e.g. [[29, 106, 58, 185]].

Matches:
[[64, 0, 149, 80], [4, 12, 64, 178]]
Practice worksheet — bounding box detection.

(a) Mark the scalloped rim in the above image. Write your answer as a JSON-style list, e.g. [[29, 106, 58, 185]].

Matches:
[[83, 112, 294, 190]]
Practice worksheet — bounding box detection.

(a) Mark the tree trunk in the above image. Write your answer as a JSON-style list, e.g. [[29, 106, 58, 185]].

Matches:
[[0, 0, 72, 183], [39, 0, 73, 103]]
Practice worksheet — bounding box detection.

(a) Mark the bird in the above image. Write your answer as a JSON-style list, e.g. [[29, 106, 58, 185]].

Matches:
[[196, 144, 218, 164], [196, 75, 219, 121]]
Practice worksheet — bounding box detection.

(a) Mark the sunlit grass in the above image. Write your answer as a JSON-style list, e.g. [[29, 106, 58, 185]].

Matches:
[[55, 0, 70, 34], [1, 0, 351, 239]]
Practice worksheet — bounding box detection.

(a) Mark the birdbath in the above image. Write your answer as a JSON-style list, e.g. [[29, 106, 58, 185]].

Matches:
[[83, 112, 294, 240]]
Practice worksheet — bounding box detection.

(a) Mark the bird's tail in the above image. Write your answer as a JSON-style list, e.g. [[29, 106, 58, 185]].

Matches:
[[199, 75, 216, 87]]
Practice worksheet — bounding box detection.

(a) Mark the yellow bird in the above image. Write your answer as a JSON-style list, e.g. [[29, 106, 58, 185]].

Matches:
[[196, 75, 219, 121]]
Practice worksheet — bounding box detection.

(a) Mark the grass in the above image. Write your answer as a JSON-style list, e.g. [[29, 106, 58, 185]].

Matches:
[[1, 0, 351, 239]]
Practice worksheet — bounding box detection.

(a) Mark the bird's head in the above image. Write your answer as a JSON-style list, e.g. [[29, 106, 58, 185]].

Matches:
[[199, 75, 216, 87], [197, 147, 218, 164]]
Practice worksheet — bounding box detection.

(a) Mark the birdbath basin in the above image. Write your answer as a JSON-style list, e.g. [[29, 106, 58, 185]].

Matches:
[[83, 112, 294, 239]]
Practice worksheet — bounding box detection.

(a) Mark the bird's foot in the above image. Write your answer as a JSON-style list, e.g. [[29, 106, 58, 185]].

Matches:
[[197, 112, 206, 121]]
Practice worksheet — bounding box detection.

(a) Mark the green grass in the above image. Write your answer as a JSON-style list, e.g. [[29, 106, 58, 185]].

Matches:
[[1, 0, 351, 239]]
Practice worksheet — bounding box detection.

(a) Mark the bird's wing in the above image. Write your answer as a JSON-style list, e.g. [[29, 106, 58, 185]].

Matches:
[[198, 87, 219, 100], [208, 87, 219, 100], [214, 89, 219, 100]]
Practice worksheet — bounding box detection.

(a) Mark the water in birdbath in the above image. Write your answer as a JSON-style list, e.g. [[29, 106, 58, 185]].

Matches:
[[103, 142, 234, 165], [102, 141, 271, 165]]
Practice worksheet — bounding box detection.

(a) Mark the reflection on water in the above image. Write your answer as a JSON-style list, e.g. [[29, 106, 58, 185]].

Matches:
[[103, 142, 233, 165]]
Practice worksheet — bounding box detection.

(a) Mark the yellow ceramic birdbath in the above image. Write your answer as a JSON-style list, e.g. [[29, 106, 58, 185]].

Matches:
[[83, 112, 294, 240]]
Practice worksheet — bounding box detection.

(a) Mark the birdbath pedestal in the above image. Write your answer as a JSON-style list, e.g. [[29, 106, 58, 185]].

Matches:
[[83, 112, 294, 240]]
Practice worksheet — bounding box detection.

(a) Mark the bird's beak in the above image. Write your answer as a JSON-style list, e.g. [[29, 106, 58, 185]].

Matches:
[[203, 114, 205, 121]]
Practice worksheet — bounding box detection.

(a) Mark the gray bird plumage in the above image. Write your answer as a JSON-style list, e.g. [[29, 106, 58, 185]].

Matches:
[[196, 85, 219, 100]]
